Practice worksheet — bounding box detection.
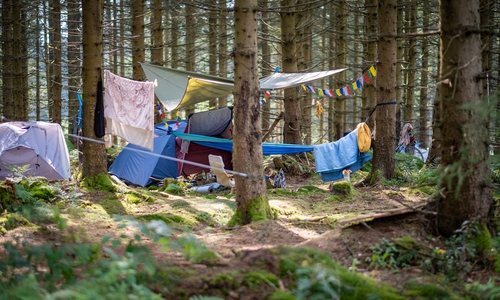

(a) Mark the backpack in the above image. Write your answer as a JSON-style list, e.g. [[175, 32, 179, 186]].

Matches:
[[356, 122, 371, 153]]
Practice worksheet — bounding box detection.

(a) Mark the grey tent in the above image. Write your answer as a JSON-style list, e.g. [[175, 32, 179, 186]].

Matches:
[[0, 122, 71, 180]]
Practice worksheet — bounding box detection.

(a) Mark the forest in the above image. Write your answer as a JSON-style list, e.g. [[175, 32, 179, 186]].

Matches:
[[1, 0, 500, 299]]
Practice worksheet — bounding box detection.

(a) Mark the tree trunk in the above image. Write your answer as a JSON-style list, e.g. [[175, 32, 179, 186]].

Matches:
[[327, 1, 336, 142], [395, 2, 403, 136], [49, 0, 62, 124], [229, 0, 271, 226], [297, 0, 312, 145], [12, 0, 25, 121], [437, 0, 492, 236], [362, 0, 377, 129], [184, 0, 196, 117], [335, 0, 346, 139], [82, 0, 107, 178], [280, 0, 301, 144], [208, 0, 218, 109], [260, 0, 271, 137], [218, 0, 228, 107], [419, 0, 429, 148], [372, 0, 397, 180], [2, 0, 14, 120], [132, 0, 146, 81], [403, 1, 416, 127], [68, 0, 82, 143]]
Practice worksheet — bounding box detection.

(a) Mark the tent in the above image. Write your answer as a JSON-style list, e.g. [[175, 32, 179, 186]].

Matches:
[[0, 121, 71, 180], [141, 63, 347, 111], [108, 107, 234, 186], [177, 106, 234, 177], [108, 120, 187, 187]]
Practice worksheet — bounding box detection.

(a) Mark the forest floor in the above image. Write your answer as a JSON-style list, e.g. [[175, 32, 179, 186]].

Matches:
[[1, 155, 499, 299]]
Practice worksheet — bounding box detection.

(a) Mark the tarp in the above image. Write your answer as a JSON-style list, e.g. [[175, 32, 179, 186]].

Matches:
[[141, 63, 347, 112], [0, 122, 71, 180]]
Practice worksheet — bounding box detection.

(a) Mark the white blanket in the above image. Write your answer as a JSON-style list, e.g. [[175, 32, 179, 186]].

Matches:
[[104, 70, 155, 150]]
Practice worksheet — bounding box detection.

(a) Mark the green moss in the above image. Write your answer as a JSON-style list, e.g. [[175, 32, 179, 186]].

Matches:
[[277, 246, 405, 300], [2, 213, 32, 230], [124, 193, 142, 204], [269, 290, 295, 300], [403, 280, 462, 299], [329, 181, 353, 196], [138, 213, 196, 227], [165, 183, 185, 195], [170, 200, 190, 208], [227, 195, 273, 226], [409, 185, 435, 196], [242, 270, 279, 287], [81, 173, 116, 192]]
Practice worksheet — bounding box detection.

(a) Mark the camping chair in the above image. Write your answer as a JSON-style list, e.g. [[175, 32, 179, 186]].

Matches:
[[208, 154, 235, 193]]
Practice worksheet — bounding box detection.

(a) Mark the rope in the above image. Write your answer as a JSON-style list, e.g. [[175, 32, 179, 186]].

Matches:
[[67, 134, 252, 178]]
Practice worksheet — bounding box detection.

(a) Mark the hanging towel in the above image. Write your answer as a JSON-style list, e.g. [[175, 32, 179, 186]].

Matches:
[[313, 129, 372, 182], [104, 70, 155, 151]]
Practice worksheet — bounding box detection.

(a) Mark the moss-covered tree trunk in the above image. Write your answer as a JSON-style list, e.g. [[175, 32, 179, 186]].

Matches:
[[437, 0, 493, 236], [229, 0, 272, 226]]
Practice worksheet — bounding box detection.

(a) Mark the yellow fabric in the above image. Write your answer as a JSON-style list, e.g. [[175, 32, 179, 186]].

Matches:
[[356, 122, 371, 153]]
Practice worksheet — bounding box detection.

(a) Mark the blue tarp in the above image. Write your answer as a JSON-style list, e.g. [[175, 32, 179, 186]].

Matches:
[[108, 121, 187, 187], [171, 131, 314, 155]]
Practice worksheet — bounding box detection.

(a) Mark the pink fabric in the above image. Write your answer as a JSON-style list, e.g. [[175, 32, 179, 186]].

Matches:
[[104, 70, 155, 150]]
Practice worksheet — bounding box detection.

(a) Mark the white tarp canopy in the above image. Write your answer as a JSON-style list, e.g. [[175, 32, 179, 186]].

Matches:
[[0, 121, 71, 180], [141, 63, 347, 112]]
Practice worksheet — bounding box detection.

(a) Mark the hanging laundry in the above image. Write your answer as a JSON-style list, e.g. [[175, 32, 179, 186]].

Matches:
[[104, 70, 155, 151], [313, 129, 372, 182]]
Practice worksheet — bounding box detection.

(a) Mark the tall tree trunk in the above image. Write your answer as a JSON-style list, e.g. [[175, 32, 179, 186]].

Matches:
[[395, 2, 403, 141], [151, 0, 163, 66], [260, 0, 271, 137], [82, 0, 107, 178], [327, 2, 336, 142], [208, 0, 218, 109], [132, 0, 146, 81], [280, 0, 301, 144], [2, 0, 14, 120], [35, 3, 41, 121], [184, 0, 196, 117], [335, 0, 346, 139], [419, 0, 429, 148], [353, 3, 360, 125], [297, 0, 312, 145], [49, 0, 62, 124], [404, 1, 416, 126], [372, 0, 397, 180], [151, 0, 164, 123], [229, 0, 271, 226], [437, 0, 492, 236], [12, 0, 25, 120], [68, 0, 82, 143], [218, 0, 228, 107], [362, 0, 377, 129]]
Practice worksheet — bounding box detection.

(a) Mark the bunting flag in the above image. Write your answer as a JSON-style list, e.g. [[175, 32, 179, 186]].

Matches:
[[265, 90, 271, 99], [298, 66, 376, 99], [158, 104, 167, 124], [176, 116, 181, 127]]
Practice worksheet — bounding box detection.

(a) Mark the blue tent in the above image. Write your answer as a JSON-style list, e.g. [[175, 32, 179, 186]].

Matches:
[[109, 120, 187, 187]]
